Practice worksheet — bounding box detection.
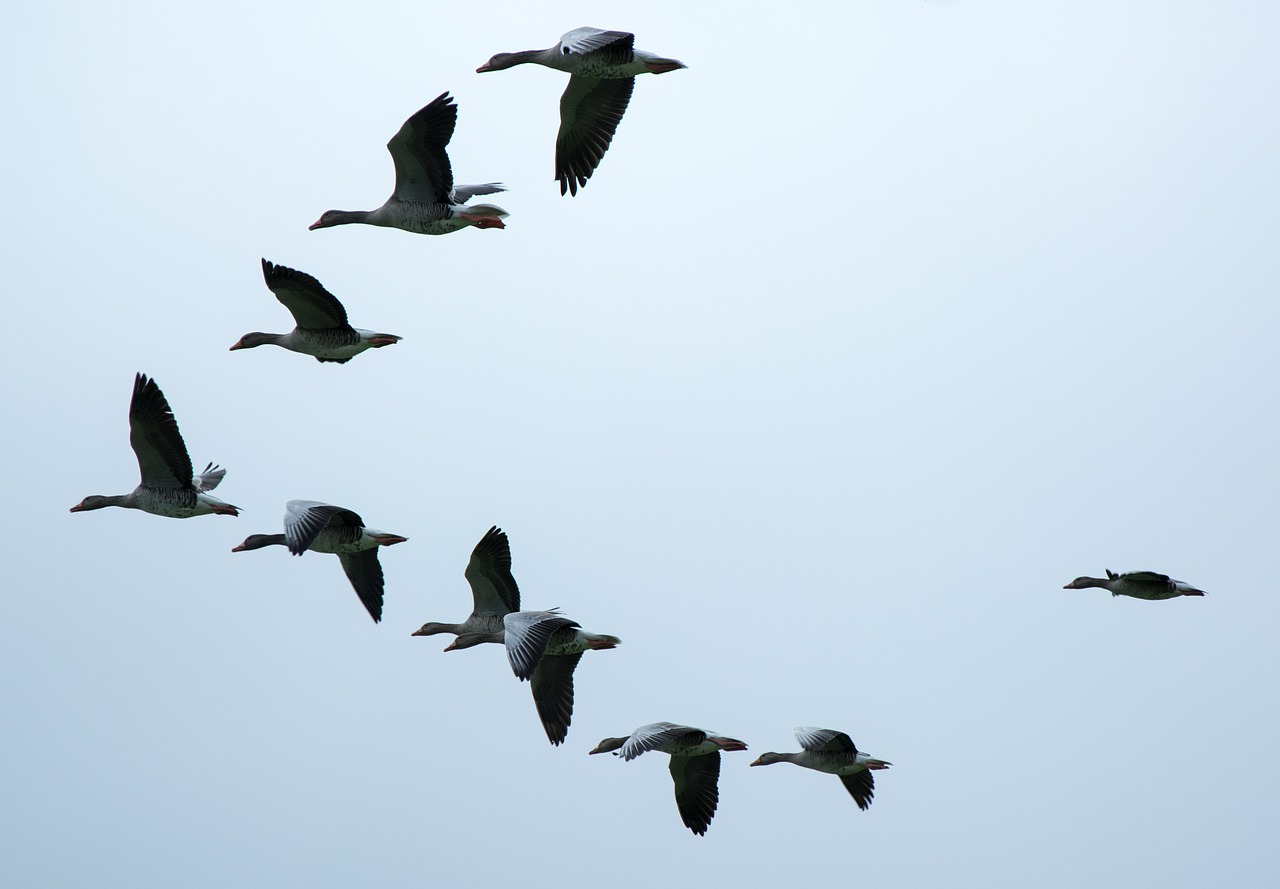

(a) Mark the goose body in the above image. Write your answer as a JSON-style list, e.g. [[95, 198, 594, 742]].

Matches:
[[230, 259, 401, 364], [412, 526, 519, 643], [1063, 570, 1206, 600], [309, 92, 507, 235], [750, 727, 891, 811], [70, 373, 238, 519], [477, 27, 685, 195], [231, 500, 407, 623], [590, 722, 748, 835], [447, 609, 621, 745]]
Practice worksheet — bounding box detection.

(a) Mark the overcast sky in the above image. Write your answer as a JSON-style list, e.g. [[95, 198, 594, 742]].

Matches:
[[4, 1, 1278, 886]]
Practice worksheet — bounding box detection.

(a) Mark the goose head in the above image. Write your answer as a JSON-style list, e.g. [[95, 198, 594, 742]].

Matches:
[[411, 623, 445, 637], [476, 51, 537, 73], [69, 495, 119, 513], [443, 631, 502, 652], [231, 534, 286, 552], [229, 332, 277, 351], [588, 737, 629, 756]]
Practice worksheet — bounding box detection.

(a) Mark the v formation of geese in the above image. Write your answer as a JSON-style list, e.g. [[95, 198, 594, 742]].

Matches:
[[70, 24, 1208, 840]]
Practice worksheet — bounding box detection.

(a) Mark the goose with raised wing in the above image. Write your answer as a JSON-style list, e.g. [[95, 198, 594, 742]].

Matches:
[[1063, 570, 1206, 600], [447, 609, 620, 745], [412, 526, 519, 644], [309, 92, 507, 235], [230, 259, 401, 363], [231, 500, 407, 623], [70, 373, 238, 519], [750, 727, 891, 811], [590, 722, 747, 836], [477, 27, 685, 196]]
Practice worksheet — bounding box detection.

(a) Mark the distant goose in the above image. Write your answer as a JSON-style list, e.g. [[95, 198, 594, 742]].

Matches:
[[750, 727, 891, 811], [1063, 570, 1206, 600], [230, 259, 401, 363], [309, 92, 507, 235], [232, 500, 407, 623], [590, 722, 748, 836], [412, 526, 519, 644], [477, 27, 685, 196], [70, 373, 238, 519], [447, 609, 620, 745]]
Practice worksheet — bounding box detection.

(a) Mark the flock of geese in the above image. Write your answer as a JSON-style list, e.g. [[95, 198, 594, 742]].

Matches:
[[67, 26, 1209, 838]]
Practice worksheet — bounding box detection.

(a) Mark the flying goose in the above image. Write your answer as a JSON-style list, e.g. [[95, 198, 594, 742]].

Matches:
[[70, 373, 238, 518], [590, 722, 748, 836], [230, 259, 401, 363], [750, 727, 891, 811], [447, 609, 620, 745], [231, 500, 407, 623], [309, 92, 507, 235], [1063, 570, 1206, 599], [477, 27, 685, 196], [412, 526, 519, 644]]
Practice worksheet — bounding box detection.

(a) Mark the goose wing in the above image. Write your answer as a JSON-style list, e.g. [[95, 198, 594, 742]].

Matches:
[[670, 751, 721, 836], [839, 770, 876, 811], [284, 500, 365, 555], [1120, 571, 1174, 585], [795, 727, 859, 754], [260, 259, 350, 330], [128, 373, 194, 490], [503, 610, 579, 680], [464, 526, 521, 616], [556, 75, 634, 196], [619, 723, 701, 761], [529, 651, 581, 745], [558, 27, 635, 61], [194, 462, 226, 492], [386, 92, 456, 204], [451, 183, 505, 203], [338, 549, 385, 623]]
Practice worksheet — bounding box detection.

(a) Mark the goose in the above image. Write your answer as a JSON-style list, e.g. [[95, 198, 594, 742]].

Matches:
[[309, 92, 507, 235], [411, 526, 519, 644], [230, 259, 401, 363], [231, 500, 407, 623], [589, 722, 748, 836], [476, 27, 685, 196], [750, 727, 891, 811], [446, 609, 620, 745], [70, 373, 238, 518], [1063, 570, 1206, 600]]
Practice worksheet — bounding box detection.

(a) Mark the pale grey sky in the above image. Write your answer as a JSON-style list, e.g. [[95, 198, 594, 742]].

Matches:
[[3, 1, 1278, 886]]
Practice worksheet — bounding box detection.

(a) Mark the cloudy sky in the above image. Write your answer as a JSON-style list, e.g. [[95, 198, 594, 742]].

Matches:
[[4, 1, 1278, 886]]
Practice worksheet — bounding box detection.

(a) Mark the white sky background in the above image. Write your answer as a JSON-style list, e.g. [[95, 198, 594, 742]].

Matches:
[[3, 0, 1278, 885]]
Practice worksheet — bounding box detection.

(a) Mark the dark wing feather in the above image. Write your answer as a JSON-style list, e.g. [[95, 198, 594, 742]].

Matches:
[[839, 770, 876, 811], [464, 526, 521, 615], [128, 373, 194, 489], [530, 652, 581, 745], [260, 259, 350, 329], [1121, 571, 1174, 585], [386, 92, 456, 203], [338, 550, 384, 623], [670, 752, 721, 836], [556, 76, 634, 196]]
